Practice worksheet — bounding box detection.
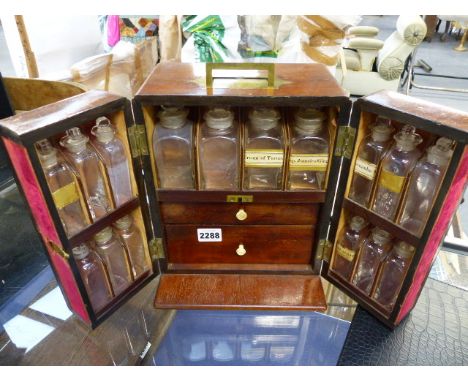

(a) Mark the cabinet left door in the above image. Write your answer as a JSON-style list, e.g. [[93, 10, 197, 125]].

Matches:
[[0, 90, 159, 328]]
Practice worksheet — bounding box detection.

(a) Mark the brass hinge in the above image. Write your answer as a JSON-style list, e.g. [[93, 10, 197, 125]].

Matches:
[[128, 124, 149, 158], [334, 125, 356, 160], [149, 238, 165, 260], [47, 240, 70, 260], [316, 239, 333, 263]]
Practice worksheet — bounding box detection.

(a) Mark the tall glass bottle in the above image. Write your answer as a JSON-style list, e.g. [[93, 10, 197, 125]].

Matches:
[[152, 107, 195, 189], [199, 108, 239, 190], [60, 127, 111, 221], [91, 117, 133, 207], [72, 243, 113, 311], [372, 241, 415, 311], [332, 216, 368, 280], [94, 227, 133, 295], [36, 139, 88, 237], [397, 139, 453, 235], [348, 118, 393, 206], [244, 108, 284, 190], [287, 108, 329, 190], [351, 227, 392, 295], [371, 126, 422, 221], [114, 215, 150, 279]]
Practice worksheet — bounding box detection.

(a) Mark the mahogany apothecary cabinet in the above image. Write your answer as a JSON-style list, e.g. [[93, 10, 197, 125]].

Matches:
[[0, 63, 466, 328]]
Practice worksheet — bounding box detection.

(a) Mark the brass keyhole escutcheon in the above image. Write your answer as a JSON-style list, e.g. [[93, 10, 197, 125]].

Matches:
[[236, 208, 247, 221], [236, 244, 246, 256]]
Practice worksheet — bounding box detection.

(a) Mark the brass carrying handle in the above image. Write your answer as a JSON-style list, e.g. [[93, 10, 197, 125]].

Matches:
[[205, 62, 275, 89]]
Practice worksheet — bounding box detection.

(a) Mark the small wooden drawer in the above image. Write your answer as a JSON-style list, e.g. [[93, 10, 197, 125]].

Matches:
[[160, 203, 319, 225], [165, 225, 315, 264]]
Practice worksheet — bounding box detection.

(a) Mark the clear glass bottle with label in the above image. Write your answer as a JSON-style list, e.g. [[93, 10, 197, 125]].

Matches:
[[332, 216, 368, 280], [114, 215, 150, 279], [91, 117, 133, 207], [152, 107, 195, 189], [351, 227, 392, 295], [244, 108, 284, 190], [398, 139, 453, 235], [371, 126, 422, 221], [60, 127, 112, 221], [72, 243, 113, 311], [372, 241, 415, 310], [199, 108, 239, 190], [36, 139, 88, 237], [287, 108, 330, 190], [94, 227, 133, 296], [348, 118, 393, 206]]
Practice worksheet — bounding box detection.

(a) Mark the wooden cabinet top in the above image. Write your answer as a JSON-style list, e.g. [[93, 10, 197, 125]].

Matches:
[[136, 62, 350, 106]]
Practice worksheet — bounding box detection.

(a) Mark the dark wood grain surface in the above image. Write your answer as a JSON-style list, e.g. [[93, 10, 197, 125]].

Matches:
[[0, 90, 125, 143], [154, 273, 327, 311], [136, 62, 349, 106], [165, 225, 315, 264], [167, 263, 314, 273], [358, 91, 468, 141], [160, 202, 319, 225], [156, 189, 327, 203]]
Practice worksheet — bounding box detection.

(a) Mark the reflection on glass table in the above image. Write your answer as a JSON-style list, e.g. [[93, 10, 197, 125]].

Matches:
[[148, 310, 350, 366]]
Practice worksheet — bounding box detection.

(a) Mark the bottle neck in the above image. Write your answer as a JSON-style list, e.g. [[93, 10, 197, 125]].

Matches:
[[371, 130, 391, 143], [395, 141, 417, 152], [294, 123, 323, 136]]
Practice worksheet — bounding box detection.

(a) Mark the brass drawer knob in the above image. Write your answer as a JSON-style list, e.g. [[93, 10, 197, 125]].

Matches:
[[236, 244, 246, 256], [235, 208, 248, 221]]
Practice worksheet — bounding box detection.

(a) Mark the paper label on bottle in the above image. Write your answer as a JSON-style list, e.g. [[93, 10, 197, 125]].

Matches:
[[245, 149, 284, 168], [289, 154, 329, 171], [378, 169, 406, 194], [197, 228, 222, 242], [52, 182, 80, 210], [354, 158, 377, 181], [336, 244, 356, 262]]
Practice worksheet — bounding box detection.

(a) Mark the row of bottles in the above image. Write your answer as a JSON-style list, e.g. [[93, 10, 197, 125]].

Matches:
[[152, 106, 331, 191], [332, 216, 415, 311], [348, 117, 454, 235], [72, 214, 151, 312], [36, 117, 133, 237]]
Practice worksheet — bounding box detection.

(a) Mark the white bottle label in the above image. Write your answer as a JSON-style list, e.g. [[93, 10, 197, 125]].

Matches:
[[289, 154, 329, 171], [245, 149, 284, 168], [197, 228, 222, 242], [354, 158, 377, 181]]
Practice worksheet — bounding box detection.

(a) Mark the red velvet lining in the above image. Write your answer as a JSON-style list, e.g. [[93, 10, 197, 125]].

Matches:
[[397, 147, 468, 323], [3, 138, 90, 323]]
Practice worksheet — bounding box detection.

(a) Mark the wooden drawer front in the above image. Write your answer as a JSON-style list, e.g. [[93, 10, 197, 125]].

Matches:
[[165, 225, 315, 264], [160, 203, 319, 225]]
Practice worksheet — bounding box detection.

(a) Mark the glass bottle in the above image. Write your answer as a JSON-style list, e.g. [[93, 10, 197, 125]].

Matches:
[[244, 108, 284, 190], [60, 127, 111, 221], [371, 126, 422, 221], [91, 117, 133, 207], [351, 227, 392, 295], [152, 107, 195, 189], [398, 139, 453, 235], [372, 241, 415, 311], [199, 108, 239, 190], [36, 139, 88, 237], [114, 215, 150, 279], [348, 118, 393, 206], [72, 243, 113, 311], [332, 216, 368, 280], [287, 108, 329, 190], [94, 227, 133, 296]]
